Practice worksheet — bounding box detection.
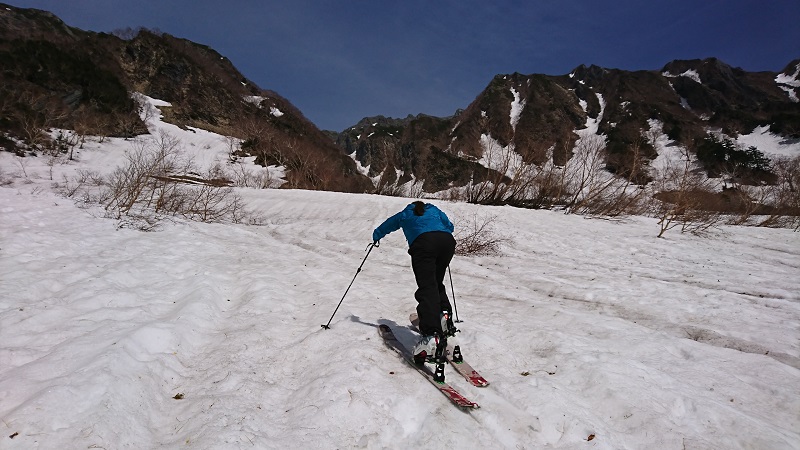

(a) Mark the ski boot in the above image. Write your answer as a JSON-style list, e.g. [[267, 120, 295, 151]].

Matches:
[[412, 334, 440, 365]]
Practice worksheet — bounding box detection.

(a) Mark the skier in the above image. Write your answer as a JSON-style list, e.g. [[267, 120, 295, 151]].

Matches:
[[373, 201, 458, 363]]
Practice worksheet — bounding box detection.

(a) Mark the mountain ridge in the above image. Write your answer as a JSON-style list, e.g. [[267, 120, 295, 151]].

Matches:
[[335, 57, 799, 191], [1, 3, 798, 197]]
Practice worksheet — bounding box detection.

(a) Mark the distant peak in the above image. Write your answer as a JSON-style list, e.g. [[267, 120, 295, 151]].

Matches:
[[569, 64, 608, 82]]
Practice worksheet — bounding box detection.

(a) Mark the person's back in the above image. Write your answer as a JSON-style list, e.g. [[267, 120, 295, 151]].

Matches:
[[373, 201, 453, 246]]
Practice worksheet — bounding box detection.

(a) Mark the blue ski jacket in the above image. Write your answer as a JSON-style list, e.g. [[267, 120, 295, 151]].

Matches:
[[373, 203, 454, 246]]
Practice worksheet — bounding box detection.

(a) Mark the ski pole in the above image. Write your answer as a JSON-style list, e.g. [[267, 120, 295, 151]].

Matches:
[[321, 241, 378, 329], [447, 265, 462, 323]]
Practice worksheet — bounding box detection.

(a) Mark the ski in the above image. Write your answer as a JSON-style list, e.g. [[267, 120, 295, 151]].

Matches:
[[445, 352, 490, 387], [410, 313, 489, 387], [378, 324, 479, 409]]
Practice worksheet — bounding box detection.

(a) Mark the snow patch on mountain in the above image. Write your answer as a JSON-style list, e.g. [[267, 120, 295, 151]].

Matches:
[[349, 151, 370, 176], [244, 95, 265, 106], [775, 63, 800, 87], [779, 85, 799, 102], [509, 87, 526, 132], [736, 125, 800, 158], [775, 64, 800, 102], [647, 119, 697, 174], [478, 133, 522, 177], [663, 69, 702, 84], [576, 93, 605, 136]]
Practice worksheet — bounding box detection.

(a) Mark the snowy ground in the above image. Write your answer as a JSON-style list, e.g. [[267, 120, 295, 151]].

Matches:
[[1, 107, 799, 449]]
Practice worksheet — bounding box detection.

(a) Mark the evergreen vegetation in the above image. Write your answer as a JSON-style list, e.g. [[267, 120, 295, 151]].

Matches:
[[695, 135, 774, 182]]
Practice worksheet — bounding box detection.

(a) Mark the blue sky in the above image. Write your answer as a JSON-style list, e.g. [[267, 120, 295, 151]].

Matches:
[[7, 0, 800, 131]]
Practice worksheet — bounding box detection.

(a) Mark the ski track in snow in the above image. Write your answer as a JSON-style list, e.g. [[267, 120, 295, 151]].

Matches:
[[1, 99, 799, 449]]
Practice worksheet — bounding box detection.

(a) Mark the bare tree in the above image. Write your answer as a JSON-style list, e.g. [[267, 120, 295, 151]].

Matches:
[[115, 101, 145, 139], [457, 137, 543, 206], [757, 155, 800, 229], [567, 139, 649, 217], [72, 111, 94, 150], [726, 184, 767, 226], [560, 135, 648, 216], [53, 130, 81, 160], [93, 114, 112, 143], [454, 212, 507, 256], [224, 136, 241, 162], [104, 131, 188, 216], [15, 156, 30, 178], [13, 92, 67, 153], [224, 161, 277, 189], [651, 147, 722, 237], [99, 131, 260, 229], [562, 134, 607, 211]]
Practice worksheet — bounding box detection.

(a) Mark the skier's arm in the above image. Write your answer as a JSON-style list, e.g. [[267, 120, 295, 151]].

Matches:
[[373, 211, 403, 242]]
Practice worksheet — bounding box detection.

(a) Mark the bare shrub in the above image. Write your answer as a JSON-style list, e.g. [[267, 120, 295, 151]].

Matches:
[[277, 141, 334, 190], [71, 108, 94, 151], [175, 183, 236, 222], [219, 161, 279, 189], [466, 137, 521, 205], [454, 212, 507, 256], [724, 184, 770, 226], [241, 168, 279, 189], [451, 134, 648, 218], [44, 155, 58, 180], [18, 93, 67, 152], [115, 109, 145, 139], [52, 170, 104, 210], [242, 122, 334, 190], [59, 175, 85, 199], [373, 168, 425, 198], [14, 156, 30, 178], [757, 155, 800, 230], [100, 131, 260, 229], [444, 133, 646, 219], [224, 135, 241, 162], [563, 138, 649, 217], [651, 148, 723, 237], [561, 135, 607, 210], [103, 132, 189, 216], [375, 180, 404, 197], [52, 130, 82, 159], [452, 138, 564, 208], [523, 155, 573, 209]]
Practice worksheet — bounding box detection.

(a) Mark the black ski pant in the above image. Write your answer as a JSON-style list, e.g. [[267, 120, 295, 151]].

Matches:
[[408, 231, 456, 336]]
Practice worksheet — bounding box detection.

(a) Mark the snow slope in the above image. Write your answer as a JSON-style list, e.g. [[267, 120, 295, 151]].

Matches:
[[736, 125, 800, 159], [1, 104, 799, 449]]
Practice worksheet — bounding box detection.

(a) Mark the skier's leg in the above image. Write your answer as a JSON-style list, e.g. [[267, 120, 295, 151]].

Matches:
[[434, 232, 456, 313], [410, 234, 442, 335]]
